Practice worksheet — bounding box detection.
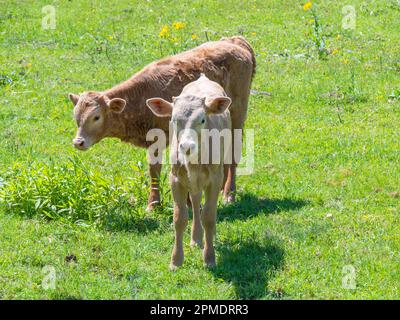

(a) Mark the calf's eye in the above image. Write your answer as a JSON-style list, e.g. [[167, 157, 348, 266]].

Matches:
[[93, 116, 100, 122], [201, 118, 205, 124]]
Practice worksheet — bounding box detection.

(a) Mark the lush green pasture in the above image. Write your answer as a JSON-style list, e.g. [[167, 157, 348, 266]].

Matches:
[[1, 0, 399, 299]]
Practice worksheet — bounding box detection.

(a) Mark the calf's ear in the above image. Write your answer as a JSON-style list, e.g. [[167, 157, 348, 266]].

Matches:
[[146, 98, 173, 117], [68, 93, 79, 106], [108, 98, 126, 113], [204, 96, 232, 114]]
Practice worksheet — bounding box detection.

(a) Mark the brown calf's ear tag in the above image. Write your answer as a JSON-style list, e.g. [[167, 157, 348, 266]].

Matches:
[[108, 98, 126, 113], [68, 93, 79, 106], [146, 98, 173, 117], [205, 96, 232, 114]]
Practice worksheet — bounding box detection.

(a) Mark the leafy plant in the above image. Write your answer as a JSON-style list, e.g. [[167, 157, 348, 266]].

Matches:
[[388, 88, 400, 102], [311, 13, 329, 59], [0, 74, 13, 87], [303, 2, 329, 59], [0, 157, 147, 227]]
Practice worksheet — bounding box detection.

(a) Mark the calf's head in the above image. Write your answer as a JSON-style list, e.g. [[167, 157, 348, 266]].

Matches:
[[146, 95, 231, 162], [68, 92, 126, 150]]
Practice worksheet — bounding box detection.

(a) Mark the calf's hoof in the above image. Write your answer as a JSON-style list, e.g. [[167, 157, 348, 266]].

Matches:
[[170, 251, 184, 270], [146, 201, 160, 212], [223, 194, 235, 204], [190, 239, 204, 249], [203, 250, 216, 268], [169, 259, 183, 271], [204, 260, 216, 269], [169, 263, 180, 271]]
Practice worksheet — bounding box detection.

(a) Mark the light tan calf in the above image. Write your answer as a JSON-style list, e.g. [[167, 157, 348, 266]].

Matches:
[[147, 74, 232, 268], [68, 36, 255, 211]]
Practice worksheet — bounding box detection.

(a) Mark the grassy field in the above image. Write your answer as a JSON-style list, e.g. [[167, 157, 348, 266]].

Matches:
[[1, 0, 400, 299]]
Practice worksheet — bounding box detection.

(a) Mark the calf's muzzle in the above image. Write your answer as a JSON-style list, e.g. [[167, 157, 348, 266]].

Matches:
[[73, 137, 87, 150]]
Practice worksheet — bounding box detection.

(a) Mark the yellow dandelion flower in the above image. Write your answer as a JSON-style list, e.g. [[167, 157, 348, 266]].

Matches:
[[251, 32, 257, 36], [191, 34, 198, 40], [159, 25, 169, 38], [331, 48, 339, 55], [343, 58, 350, 65], [108, 35, 113, 41], [172, 22, 186, 30], [303, 1, 312, 11]]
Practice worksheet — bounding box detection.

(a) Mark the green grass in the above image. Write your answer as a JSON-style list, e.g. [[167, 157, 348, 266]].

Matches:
[[1, 0, 400, 299]]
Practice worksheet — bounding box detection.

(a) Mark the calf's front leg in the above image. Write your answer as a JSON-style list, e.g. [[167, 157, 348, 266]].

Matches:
[[146, 150, 162, 212], [190, 192, 203, 248], [170, 176, 188, 270]]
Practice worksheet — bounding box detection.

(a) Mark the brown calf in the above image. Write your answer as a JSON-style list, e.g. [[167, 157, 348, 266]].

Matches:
[[68, 36, 255, 211], [147, 74, 232, 268]]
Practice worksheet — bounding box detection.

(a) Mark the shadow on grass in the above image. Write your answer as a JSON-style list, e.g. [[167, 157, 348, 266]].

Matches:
[[209, 193, 308, 298], [103, 193, 308, 233], [100, 203, 172, 234], [218, 193, 308, 222], [99, 191, 308, 235], [212, 240, 284, 299], [101, 205, 173, 233], [103, 214, 161, 233]]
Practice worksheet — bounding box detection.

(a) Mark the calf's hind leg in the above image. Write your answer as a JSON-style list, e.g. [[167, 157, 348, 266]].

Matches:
[[223, 96, 248, 203]]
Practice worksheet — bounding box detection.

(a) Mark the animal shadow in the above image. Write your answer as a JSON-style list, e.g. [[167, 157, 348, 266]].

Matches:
[[218, 193, 308, 222], [210, 193, 307, 298], [101, 208, 162, 234], [212, 239, 284, 299]]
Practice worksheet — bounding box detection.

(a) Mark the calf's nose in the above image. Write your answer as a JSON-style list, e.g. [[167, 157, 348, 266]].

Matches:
[[73, 138, 85, 149], [180, 141, 196, 155]]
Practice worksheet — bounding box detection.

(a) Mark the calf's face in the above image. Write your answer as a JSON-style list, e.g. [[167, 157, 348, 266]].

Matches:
[[68, 92, 126, 150], [146, 95, 231, 162]]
